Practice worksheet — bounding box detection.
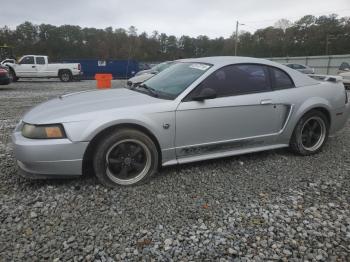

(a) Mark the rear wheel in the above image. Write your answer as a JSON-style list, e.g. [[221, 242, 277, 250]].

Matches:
[[59, 70, 72, 82], [93, 128, 159, 187], [290, 110, 329, 155]]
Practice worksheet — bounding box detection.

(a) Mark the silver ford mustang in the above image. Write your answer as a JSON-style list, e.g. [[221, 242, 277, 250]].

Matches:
[[12, 56, 350, 187]]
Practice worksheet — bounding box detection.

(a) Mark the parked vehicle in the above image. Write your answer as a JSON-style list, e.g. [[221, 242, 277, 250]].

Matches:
[[284, 63, 315, 74], [12, 56, 350, 187], [1, 55, 82, 82], [127, 61, 175, 87], [338, 62, 350, 89], [0, 65, 10, 85], [138, 62, 151, 71]]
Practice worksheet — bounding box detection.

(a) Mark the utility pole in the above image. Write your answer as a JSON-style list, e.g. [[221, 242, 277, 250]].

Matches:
[[325, 34, 337, 55], [234, 21, 244, 56], [326, 34, 329, 55]]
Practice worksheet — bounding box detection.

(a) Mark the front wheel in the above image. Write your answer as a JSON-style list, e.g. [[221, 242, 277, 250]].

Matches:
[[290, 110, 329, 155], [9, 69, 18, 82], [93, 128, 159, 187]]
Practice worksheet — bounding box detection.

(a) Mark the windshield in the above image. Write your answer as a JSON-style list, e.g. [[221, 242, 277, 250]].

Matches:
[[142, 62, 212, 99]]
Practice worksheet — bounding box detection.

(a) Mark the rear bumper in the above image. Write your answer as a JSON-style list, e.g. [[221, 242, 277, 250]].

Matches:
[[341, 77, 350, 84], [342, 79, 350, 89], [12, 131, 89, 177], [72, 70, 83, 76]]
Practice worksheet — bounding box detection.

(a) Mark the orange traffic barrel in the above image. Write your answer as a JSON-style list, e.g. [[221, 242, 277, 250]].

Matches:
[[95, 73, 113, 89]]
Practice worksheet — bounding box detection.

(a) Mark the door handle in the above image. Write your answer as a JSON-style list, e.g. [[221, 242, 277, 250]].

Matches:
[[32, 66, 36, 68], [260, 99, 273, 105]]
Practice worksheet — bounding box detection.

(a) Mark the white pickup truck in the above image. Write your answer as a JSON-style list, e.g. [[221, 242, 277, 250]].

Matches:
[[1, 55, 82, 82]]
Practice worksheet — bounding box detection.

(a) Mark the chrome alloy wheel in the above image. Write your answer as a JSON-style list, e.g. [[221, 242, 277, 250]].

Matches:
[[105, 139, 152, 185], [61, 73, 70, 82], [301, 116, 326, 151]]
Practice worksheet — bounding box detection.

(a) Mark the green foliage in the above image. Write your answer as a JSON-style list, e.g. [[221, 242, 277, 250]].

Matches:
[[0, 14, 349, 61]]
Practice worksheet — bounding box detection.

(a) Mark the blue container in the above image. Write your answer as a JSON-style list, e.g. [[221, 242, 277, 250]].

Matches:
[[60, 59, 139, 80]]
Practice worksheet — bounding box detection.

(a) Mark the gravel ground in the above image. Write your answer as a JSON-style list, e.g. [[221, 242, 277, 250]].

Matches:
[[0, 80, 350, 261]]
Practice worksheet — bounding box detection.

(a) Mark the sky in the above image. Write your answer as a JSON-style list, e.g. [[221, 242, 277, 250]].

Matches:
[[1, 0, 350, 38]]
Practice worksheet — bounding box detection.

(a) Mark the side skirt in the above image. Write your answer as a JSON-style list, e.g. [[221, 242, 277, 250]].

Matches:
[[162, 144, 289, 166]]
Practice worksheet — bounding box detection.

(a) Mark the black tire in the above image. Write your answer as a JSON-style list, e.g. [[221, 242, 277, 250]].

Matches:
[[290, 110, 329, 155], [9, 69, 18, 82], [93, 128, 159, 187], [59, 70, 72, 82]]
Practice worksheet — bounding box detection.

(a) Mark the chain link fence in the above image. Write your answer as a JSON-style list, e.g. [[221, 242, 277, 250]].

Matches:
[[268, 54, 350, 75]]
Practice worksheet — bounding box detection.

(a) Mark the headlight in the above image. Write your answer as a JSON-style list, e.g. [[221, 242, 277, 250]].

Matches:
[[22, 123, 66, 139]]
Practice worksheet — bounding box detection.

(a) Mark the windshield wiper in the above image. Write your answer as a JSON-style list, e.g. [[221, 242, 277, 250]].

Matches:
[[137, 83, 159, 97]]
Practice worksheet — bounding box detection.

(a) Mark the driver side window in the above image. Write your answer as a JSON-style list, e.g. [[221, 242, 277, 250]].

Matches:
[[190, 64, 271, 99], [19, 56, 34, 65]]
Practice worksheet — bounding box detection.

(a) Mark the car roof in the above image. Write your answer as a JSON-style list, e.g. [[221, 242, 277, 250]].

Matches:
[[176, 56, 318, 87], [21, 55, 46, 57], [177, 56, 272, 66]]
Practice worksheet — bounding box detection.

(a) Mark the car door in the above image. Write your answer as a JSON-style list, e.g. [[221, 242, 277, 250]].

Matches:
[[16, 56, 37, 77], [35, 56, 47, 77], [175, 64, 289, 159]]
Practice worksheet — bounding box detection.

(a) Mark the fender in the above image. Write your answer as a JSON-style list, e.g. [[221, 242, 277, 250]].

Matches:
[[279, 96, 332, 142], [58, 68, 73, 76], [63, 113, 177, 165], [5, 65, 15, 74], [294, 97, 332, 123], [63, 112, 176, 151]]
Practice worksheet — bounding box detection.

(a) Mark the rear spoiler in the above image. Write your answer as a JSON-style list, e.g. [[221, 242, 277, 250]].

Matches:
[[308, 74, 343, 83]]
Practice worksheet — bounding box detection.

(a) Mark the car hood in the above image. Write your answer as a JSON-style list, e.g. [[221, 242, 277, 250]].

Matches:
[[23, 88, 165, 124], [136, 69, 152, 76]]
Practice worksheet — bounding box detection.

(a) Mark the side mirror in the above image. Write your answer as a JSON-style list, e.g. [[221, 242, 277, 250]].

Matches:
[[192, 88, 217, 101]]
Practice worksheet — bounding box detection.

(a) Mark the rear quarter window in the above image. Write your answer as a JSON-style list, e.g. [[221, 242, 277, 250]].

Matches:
[[271, 67, 294, 90], [36, 57, 46, 65]]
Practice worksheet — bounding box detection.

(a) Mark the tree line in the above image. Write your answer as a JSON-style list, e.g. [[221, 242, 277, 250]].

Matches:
[[0, 14, 349, 62]]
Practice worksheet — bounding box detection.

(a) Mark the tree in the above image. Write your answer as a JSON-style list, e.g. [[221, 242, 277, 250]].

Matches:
[[1, 14, 349, 61], [274, 19, 293, 33]]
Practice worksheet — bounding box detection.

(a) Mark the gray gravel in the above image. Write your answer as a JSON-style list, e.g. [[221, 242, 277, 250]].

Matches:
[[0, 80, 350, 261]]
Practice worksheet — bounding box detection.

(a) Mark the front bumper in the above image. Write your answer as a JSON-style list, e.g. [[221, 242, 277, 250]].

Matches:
[[0, 74, 10, 84], [12, 131, 89, 177]]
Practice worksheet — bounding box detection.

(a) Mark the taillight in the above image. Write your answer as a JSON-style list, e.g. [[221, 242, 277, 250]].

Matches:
[[0, 68, 7, 74], [78, 64, 81, 71]]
